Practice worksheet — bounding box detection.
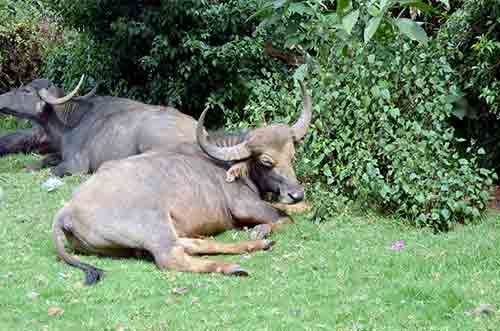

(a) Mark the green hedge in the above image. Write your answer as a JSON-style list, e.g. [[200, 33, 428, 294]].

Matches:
[[43, 0, 283, 121], [238, 39, 494, 228], [0, 0, 60, 92]]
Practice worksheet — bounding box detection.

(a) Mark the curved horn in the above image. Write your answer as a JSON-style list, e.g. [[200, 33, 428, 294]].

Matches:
[[196, 106, 251, 161], [38, 74, 85, 105], [291, 80, 312, 142], [74, 82, 99, 101]]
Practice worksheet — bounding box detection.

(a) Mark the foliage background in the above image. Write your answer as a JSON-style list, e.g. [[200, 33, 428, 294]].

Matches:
[[2, 0, 500, 228]]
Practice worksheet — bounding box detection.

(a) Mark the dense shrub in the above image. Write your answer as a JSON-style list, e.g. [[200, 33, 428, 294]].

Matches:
[[0, 0, 60, 93], [0, 0, 61, 130], [436, 0, 500, 175], [43, 0, 285, 120], [238, 42, 494, 228], [309, 40, 494, 228], [439, 0, 500, 114]]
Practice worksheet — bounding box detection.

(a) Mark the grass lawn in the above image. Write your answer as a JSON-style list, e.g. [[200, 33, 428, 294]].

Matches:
[[1, 152, 500, 331]]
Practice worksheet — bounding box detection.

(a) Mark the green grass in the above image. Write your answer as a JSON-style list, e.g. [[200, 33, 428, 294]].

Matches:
[[1, 153, 500, 331]]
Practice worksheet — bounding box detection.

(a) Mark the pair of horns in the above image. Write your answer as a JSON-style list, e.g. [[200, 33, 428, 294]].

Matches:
[[197, 81, 312, 161], [38, 75, 97, 105]]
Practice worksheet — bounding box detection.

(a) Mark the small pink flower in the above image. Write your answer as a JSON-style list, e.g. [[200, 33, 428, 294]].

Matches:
[[390, 240, 406, 251]]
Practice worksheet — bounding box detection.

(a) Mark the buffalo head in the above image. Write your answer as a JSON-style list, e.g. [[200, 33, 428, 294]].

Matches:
[[197, 81, 312, 204], [0, 75, 95, 119], [0, 79, 65, 115]]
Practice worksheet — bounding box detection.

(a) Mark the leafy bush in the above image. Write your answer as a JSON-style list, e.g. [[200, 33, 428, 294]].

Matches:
[[42, 30, 114, 94], [43, 0, 284, 120], [311, 39, 495, 227], [0, 0, 60, 93], [436, 0, 500, 175], [439, 0, 500, 113], [237, 37, 494, 228]]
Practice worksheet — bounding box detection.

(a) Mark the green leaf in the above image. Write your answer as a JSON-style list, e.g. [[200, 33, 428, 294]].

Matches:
[[246, 3, 274, 22], [342, 9, 359, 35], [395, 18, 428, 44], [293, 63, 307, 81], [398, 1, 436, 14], [364, 16, 383, 43], [440, 208, 450, 220], [367, 4, 381, 16], [380, 0, 393, 10], [273, 0, 287, 9], [289, 2, 309, 15], [437, 0, 450, 9], [323, 165, 333, 177], [337, 0, 350, 15]]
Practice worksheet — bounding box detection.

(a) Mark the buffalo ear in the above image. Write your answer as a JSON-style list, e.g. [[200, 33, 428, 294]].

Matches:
[[225, 161, 249, 182]]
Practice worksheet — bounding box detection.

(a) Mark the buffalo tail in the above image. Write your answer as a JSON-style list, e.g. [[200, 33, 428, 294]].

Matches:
[[52, 209, 103, 285]]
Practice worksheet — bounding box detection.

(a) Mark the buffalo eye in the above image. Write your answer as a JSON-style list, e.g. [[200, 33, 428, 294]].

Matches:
[[259, 156, 274, 168]]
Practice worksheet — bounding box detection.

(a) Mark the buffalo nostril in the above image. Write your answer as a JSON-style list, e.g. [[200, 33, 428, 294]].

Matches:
[[288, 191, 304, 202]]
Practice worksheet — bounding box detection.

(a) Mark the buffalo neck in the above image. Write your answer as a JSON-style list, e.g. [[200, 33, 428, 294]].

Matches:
[[39, 105, 68, 150], [53, 101, 89, 128]]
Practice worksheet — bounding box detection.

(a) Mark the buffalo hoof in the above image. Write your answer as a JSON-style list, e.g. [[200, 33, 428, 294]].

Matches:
[[249, 224, 272, 240], [263, 240, 276, 251], [227, 265, 249, 277]]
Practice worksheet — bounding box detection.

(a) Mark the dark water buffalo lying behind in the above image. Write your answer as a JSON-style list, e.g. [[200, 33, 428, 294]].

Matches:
[[0, 79, 64, 167], [0, 75, 200, 176], [52, 81, 312, 285], [0, 78, 96, 169]]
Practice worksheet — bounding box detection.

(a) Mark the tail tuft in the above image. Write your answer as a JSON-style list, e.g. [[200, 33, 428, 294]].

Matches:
[[83, 265, 104, 285]]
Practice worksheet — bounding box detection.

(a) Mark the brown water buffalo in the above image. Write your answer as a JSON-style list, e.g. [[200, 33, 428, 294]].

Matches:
[[52, 81, 312, 285], [0, 75, 198, 176]]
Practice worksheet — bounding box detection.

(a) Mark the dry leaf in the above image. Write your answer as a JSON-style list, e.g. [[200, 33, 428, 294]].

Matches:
[[116, 324, 126, 331], [191, 297, 200, 305], [27, 291, 39, 300], [171, 287, 189, 295], [48, 306, 64, 316]]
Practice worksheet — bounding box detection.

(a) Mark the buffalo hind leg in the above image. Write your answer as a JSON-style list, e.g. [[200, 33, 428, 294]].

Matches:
[[152, 246, 249, 276], [177, 238, 275, 255]]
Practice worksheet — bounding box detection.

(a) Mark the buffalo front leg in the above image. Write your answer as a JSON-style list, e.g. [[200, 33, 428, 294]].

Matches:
[[177, 238, 275, 255], [151, 246, 249, 276], [26, 153, 61, 171], [230, 197, 293, 240], [0, 127, 52, 156], [249, 218, 294, 240], [51, 155, 90, 177]]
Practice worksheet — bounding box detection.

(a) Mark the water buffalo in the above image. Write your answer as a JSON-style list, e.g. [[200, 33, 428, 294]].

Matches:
[[52, 81, 312, 285], [0, 75, 198, 176]]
